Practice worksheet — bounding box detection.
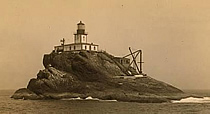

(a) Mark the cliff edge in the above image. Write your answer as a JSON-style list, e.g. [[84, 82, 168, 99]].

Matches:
[[12, 51, 186, 103]]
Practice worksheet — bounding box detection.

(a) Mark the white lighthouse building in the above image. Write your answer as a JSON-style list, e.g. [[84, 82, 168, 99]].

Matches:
[[54, 21, 99, 52]]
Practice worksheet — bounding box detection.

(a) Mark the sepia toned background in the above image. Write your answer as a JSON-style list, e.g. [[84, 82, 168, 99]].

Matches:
[[0, 0, 210, 90]]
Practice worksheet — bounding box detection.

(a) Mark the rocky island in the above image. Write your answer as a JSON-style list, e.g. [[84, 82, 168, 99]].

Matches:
[[12, 21, 189, 103], [11, 50, 188, 103]]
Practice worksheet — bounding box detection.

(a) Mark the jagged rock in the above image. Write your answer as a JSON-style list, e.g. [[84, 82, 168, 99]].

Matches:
[[11, 88, 43, 100], [12, 51, 186, 103]]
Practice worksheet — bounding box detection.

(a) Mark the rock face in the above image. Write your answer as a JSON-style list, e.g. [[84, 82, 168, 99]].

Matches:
[[12, 51, 185, 103], [11, 88, 43, 100]]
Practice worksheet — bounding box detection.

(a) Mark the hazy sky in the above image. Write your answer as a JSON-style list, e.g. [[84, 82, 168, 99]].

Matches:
[[1, 0, 210, 90]]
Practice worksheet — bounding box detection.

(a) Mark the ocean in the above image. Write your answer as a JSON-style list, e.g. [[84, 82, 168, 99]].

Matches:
[[1, 90, 210, 114]]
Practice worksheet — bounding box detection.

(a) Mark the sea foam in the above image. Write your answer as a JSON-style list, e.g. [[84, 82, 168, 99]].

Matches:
[[61, 96, 117, 102], [172, 97, 210, 103]]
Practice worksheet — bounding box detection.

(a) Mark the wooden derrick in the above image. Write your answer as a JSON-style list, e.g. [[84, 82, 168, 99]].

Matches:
[[123, 47, 144, 75]]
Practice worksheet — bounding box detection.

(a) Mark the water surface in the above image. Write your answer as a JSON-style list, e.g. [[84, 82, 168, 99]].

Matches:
[[1, 90, 210, 114]]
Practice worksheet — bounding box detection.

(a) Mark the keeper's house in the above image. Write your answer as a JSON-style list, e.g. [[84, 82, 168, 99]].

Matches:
[[54, 21, 99, 52]]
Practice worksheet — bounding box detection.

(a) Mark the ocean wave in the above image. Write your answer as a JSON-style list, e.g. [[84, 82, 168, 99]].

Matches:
[[61, 96, 117, 102], [171, 97, 210, 103], [61, 97, 82, 100]]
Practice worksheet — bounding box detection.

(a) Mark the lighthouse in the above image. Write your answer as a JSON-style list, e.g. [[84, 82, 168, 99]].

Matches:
[[74, 21, 87, 43], [54, 21, 99, 52]]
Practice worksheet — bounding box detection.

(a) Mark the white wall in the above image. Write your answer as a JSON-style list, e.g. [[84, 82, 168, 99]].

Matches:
[[82, 44, 90, 50], [74, 35, 80, 43], [81, 35, 87, 43], [74, 45, 81, 50], [61, 45, 82, 51], [55, 44, 98, 52], [64, 45, 70, 51], [90, 45, 98, 51], [74, 34, 87, 43]]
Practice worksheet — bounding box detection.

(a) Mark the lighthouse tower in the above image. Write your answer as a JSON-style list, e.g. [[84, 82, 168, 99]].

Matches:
[[54, 21, 99, 52], [74, 21, 87, 43]]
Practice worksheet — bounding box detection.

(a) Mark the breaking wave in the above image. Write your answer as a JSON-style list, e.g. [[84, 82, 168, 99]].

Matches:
[[61, 96, 117, 102], [172, 97, 210, 103]]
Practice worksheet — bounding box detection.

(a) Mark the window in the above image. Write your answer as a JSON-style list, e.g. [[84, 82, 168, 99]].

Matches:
[[70, 46, 71, 50], [74, 46, 76, 50], [94, 46, 96, 50], [85, 45, 87, 50], [82, 36, 86, 42]]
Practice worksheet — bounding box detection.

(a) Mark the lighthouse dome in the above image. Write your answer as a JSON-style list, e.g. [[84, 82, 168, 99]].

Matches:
[[77, 21, 85, 25], [77, 21, 85, 30]]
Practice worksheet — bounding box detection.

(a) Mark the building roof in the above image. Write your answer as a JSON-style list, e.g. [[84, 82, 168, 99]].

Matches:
[[77, 21, 85, 25], [54, 42, 99, 47]]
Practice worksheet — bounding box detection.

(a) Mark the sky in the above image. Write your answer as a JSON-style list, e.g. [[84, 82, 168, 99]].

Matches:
[[0, 0, 210, 90]]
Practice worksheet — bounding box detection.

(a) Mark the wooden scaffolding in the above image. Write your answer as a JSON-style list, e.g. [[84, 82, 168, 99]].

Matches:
[[123, 47, 144, 75]]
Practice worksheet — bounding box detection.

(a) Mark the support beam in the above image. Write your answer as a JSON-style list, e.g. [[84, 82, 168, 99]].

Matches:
[[123, 49, 140, 58], [129, 47, 141, 74], [126, 51, 139, 72], [139, 50, 143, 74]]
